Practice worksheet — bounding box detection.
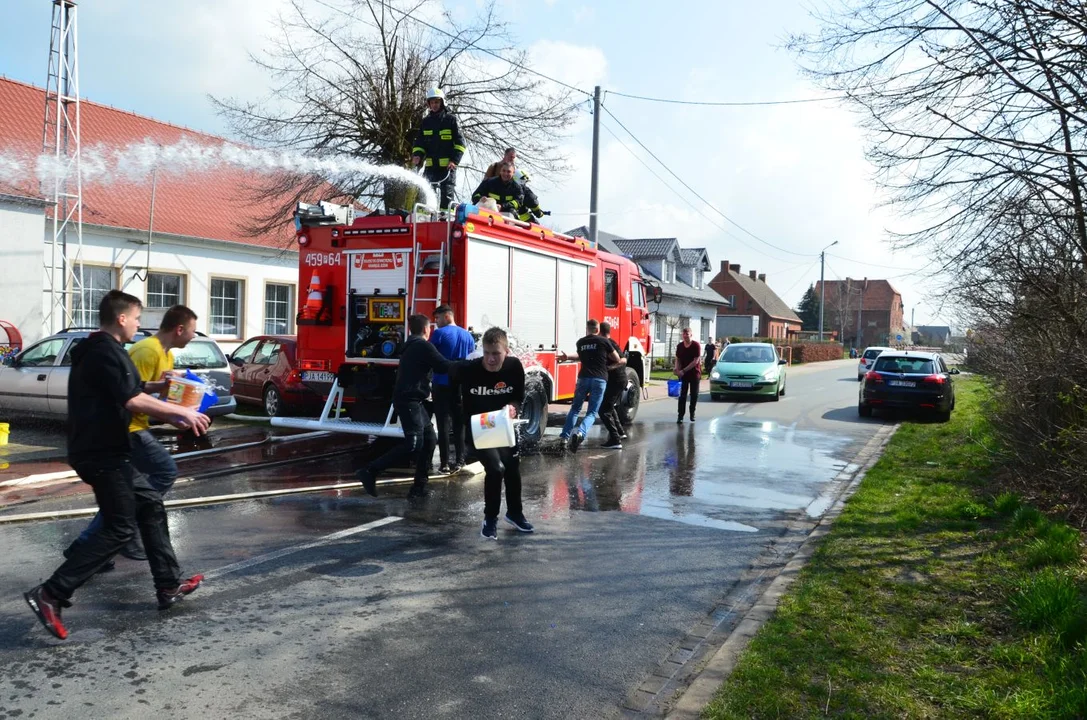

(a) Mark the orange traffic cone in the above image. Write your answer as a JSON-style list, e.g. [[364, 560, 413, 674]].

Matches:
[[302, 272, 323, 320]]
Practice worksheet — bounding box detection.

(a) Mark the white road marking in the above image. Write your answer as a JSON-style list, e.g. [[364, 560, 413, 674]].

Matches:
[[203, 516, 402, 581]]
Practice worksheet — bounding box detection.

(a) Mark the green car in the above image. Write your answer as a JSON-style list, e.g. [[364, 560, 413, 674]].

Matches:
[[708, 342, 787, 401]]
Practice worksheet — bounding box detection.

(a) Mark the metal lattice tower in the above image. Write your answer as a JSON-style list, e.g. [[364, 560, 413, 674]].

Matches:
[[42, 0, 83, 333]]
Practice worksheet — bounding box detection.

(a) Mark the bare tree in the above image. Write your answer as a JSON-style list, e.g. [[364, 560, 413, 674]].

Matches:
[[213, 0, 577, 235], [791, 0, 1087, 522]]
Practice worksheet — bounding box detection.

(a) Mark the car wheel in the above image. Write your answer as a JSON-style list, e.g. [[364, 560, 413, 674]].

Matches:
[[263, 385, 284, 417], [858, 403, 872, 417], [779, 378, 786, 396], [518, 379, 548, 448], [935, 408, 952, 422], [771, 381, 781, 401], [616, 367, 641, 425]]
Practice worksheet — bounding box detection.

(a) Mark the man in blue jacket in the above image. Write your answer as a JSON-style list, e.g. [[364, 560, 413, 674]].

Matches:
[[430, 304, 475, 473]]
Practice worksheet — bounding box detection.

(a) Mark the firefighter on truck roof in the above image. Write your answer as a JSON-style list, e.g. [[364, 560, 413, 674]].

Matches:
[[411, 87, 465, 211], [471, 161, 524, 215]]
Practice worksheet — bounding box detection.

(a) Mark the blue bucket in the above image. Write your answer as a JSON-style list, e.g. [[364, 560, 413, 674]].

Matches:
[[667, 379, 681, 397]]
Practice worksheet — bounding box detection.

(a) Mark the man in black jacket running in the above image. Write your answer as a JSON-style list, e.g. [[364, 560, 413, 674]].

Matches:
[[24, 290, 210, 640], [459, 327, 532, 540], [356, 314, 451, 498]]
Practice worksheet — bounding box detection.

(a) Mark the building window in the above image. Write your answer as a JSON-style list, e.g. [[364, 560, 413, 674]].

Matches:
[[726, 294, 736, 309], [210, 278, 244, 337], [662, 260, 675, 283], [604, 270, 618, 308], [264, 283, 293, 334], [146, 272, 184, 309], [693, 271, 703, 290], [71, 265, 114, 327], [655, 314, 666, 342]]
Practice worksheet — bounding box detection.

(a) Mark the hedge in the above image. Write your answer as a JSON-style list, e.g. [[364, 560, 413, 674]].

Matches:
[[790, 342, 845, 363]]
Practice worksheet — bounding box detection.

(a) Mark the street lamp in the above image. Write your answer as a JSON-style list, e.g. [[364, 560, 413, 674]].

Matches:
[[818, 240, 838, 341]]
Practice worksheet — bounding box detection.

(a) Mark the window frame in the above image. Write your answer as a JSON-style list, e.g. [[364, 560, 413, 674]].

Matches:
[[603, 270, 619, 309], [662, 260, 675, 284], [263, 281, 295, 335], [209, 276, 246, 340], [19, 337, 67, 367], [145, 271, 187, 310], [70, 263, 117, 328], [654, 314, 666, 342]]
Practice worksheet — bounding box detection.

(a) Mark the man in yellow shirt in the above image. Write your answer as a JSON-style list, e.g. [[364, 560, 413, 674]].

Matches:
[[73, 305, 198, 564]]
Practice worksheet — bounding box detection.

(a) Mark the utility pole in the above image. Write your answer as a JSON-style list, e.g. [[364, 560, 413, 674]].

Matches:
[[818, 240, 837, 341], [588, 85, 601, 247]]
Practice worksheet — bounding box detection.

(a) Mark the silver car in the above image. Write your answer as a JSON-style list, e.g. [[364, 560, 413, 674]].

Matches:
[[0, 329, 236, 419]]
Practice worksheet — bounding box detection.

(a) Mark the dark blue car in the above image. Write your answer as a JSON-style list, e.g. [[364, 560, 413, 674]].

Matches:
[[858, 350, 959, 421]]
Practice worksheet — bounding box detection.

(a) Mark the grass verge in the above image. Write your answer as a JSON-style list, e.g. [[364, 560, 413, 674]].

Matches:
[[704, 376, 1087, 719]]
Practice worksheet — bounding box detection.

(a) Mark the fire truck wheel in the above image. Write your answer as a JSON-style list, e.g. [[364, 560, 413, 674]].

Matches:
[[263, 384, 284, 417], [617, 367, 641, 426], [518, 382, 548, 448]]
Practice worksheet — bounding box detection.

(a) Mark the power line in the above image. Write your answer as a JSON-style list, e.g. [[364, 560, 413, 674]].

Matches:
[[598, 119, 804, 266], [599, 102, 816, 259], [779, 259, 822, 299], [606, 90, 848, 107], [826, 253, 923, 272]]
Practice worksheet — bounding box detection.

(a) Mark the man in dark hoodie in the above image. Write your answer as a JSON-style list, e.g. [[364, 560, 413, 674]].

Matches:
[[356, 313, 453, 499], [24, 290, 210, 640], [411, 87, 465, 211]]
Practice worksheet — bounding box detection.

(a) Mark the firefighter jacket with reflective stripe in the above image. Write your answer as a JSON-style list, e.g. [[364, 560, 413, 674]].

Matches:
[[517, 183, 543, 222], [471, 176, 524, 211], [412, 109, 465, 169]]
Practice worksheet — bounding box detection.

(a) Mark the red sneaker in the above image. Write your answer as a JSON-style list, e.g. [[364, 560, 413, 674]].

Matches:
[[157, 574, 204, 610], [24, 585, 70, 640]]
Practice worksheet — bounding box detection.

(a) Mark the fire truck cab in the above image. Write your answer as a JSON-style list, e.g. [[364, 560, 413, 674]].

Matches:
[[271, 201, 658, 446]]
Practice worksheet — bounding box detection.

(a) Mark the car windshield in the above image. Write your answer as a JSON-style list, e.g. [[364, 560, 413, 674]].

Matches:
[[173, 340, 227, 370], [874, 357, 935, 374], [720, 345, 775, 363], [863, 349, 886, 360]]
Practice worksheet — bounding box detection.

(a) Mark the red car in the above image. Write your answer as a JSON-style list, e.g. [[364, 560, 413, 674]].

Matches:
[[229, 335, 323, 416]]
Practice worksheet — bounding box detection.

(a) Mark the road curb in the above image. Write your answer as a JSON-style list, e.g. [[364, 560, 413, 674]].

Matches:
[[615, 419, 899, 718], [658, 421, 899, 718]]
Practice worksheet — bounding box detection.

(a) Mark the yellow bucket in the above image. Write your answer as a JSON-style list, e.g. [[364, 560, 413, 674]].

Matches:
[[0, 422, 9, 446]]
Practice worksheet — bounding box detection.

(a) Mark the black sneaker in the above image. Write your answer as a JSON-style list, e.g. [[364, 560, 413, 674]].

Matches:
[[504, 514, 534, 533], [480, 518, 498, 540], [24, 585, 70, 640], [438, 464, 451, 475], [690, 414, 696, 422], [677, 417, 684, 424], [601, 438, 623, 450], [355, 467, 378, 497], [406, 485, 430, 499], [619, 432, 628, 440], [568, 433, 584, 453], [450, 462, 463, 474]]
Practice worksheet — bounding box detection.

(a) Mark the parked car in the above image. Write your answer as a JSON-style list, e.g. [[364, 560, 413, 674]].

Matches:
[[708, 342, 787, 401], [858, 346, 893, 381], [0, 328, 236, 420], [858, 350, 958, 421], [229, 335, 323, 417]]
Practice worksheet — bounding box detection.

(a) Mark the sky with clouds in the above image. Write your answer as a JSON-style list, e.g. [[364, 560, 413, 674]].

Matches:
[[0, 0, 950, 330]]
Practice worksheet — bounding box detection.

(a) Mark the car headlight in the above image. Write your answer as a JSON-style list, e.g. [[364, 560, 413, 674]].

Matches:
[[761, 369, 777, 381], [710, 370, 720, 380]]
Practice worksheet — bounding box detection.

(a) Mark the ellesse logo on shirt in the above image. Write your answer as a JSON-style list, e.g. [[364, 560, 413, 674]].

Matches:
[[470, 382, 514, 396]]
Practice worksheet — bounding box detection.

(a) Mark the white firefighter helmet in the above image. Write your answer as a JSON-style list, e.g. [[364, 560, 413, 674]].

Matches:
[[425, 87, 446, 102]]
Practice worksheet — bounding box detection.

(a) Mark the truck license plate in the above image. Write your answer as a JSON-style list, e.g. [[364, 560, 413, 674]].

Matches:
[[889, 380, 915, 387], [729, 381, 753, 389], [302, 371, 336, 383]]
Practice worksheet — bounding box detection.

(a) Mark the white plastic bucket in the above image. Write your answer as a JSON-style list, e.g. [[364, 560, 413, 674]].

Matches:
[[165, 376, 208, 410], [469, 409, 524, 449]]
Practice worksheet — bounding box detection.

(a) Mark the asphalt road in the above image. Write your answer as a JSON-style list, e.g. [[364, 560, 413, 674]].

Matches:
[[0, 359, 890, 719]]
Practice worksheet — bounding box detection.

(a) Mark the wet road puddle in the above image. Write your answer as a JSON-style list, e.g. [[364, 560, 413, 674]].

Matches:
[[529, 418, 855, 533]]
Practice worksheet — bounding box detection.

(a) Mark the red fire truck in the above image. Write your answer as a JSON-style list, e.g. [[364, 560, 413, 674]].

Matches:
[[271, 201, 660, 445]]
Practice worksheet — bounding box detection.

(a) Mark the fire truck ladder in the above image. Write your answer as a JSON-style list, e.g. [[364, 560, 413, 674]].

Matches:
[[409, 240, 446, 315]]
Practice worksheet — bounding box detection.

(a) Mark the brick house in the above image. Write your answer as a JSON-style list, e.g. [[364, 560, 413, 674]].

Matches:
[[708, 261, 802, 340], [814, 278, 906, 348]]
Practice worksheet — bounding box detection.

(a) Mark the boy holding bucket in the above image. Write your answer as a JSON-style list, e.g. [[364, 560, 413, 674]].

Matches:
[[459, 327, 531, 540]]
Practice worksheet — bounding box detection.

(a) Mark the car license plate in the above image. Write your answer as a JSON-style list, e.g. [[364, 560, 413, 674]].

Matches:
[[889, 380, 915, 387], [729, 381, 754, 389], [302, 371, 336, 383]]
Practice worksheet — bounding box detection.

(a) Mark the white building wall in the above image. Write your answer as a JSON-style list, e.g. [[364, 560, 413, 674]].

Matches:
[[650, 297, 717, 360], [0, 198, 48, 347], [38, 224, 298, 353]]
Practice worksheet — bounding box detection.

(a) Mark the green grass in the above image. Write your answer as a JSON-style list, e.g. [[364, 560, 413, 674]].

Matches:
[[703, 376, 1087, 719]]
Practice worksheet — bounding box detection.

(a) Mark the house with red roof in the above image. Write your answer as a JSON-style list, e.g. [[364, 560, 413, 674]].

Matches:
[[0, 76, 302, 348]]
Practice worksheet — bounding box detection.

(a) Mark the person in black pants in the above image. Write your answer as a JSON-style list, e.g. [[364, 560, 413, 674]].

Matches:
[[24, 290, 210, 640], [459, 327, 532, 540], [597, 322, 628, 449], [674, 327, 702, 422], [356, 313, 452, 499], [429, 304, 475, 473]]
